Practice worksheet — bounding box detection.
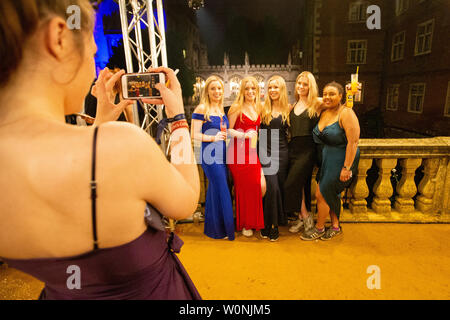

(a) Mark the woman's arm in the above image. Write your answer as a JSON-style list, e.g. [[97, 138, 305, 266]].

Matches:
[[191, 105, 225, 142], [227, 108, 253, 139], [339, 108, 360, 182], [106, 68, 200, 220]]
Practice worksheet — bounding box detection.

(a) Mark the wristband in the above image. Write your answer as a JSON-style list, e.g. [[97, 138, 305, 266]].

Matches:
[[170, 120, 189, 133], [156, 113, 186, 144]]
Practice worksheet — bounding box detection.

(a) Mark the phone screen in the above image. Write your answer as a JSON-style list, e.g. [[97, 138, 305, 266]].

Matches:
[[124, 73, 161, 99]]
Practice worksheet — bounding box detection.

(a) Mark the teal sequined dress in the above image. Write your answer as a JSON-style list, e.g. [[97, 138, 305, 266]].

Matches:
[[312, 118, 360, 219]]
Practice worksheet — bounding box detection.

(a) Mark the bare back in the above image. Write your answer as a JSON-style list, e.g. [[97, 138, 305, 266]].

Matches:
[[0, 119, 148, 260]]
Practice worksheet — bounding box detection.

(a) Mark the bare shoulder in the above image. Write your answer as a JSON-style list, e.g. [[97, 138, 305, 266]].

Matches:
[[96, 122, 160, 162], [341, 106, 357, 119], [193, 104, 206, 114], [340, 107, 359, 127], [228, 103, 240, 116]]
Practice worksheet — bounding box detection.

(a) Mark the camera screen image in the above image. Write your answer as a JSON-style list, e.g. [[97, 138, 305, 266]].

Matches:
[[126, 74, 161, 98]]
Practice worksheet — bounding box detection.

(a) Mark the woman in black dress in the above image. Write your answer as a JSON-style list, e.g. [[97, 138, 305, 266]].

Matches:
[[259, 76, 291, 241], [284, 72, 322, 233]]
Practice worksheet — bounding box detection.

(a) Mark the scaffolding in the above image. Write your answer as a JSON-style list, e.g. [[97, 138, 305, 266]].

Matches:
[[117, 0, 169, 151], [118, 0, 179, 229]]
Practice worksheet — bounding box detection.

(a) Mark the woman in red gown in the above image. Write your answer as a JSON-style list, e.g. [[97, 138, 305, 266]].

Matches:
[[227, 77, 266, 237]]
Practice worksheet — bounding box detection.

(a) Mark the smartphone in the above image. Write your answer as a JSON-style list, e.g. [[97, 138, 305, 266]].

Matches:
[[121, 72, 166, 100]]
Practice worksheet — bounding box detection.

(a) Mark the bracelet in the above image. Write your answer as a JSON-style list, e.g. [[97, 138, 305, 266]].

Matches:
[[170, 120, 189, 133], [156, 113, 186, 144]]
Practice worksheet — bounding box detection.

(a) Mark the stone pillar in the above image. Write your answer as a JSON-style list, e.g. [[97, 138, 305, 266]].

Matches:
[[416, 158, 439, 213], [350, 158, 372, 214], [395, 158, 422, 213], [372, 159, 397, 214]]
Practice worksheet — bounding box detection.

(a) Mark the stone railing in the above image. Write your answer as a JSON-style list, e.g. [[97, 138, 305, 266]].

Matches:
[[316, 136, 450, 223], [196, 137, 450, 223]]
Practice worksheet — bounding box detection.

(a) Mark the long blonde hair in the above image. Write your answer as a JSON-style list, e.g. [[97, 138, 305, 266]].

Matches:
[[199, 76, 225, 121], [228, 76, 262, 121], [261, 76, 290, 126], [294, 71, 321, 118]]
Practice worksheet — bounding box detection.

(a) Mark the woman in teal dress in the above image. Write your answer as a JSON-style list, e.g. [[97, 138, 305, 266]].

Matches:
[[191, 76, 235, 240], [301, 82, 360, 241]]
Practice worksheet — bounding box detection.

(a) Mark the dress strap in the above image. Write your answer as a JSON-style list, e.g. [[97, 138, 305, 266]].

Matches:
[[91, 126, 100, 251]]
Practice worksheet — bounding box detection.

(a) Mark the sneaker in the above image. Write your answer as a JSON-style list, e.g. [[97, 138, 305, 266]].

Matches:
[[289, 219, 304, 233], [242, 228, 253, 237], [260, 228, 269, 239], [303, 214, 315, 232], [320, 226, 343, 241], [300, 226, 325, 241], [269, 227, 279, 242]]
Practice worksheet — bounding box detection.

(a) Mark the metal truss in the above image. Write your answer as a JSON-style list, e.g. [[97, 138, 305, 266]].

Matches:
[[117, 0, 169, 151]]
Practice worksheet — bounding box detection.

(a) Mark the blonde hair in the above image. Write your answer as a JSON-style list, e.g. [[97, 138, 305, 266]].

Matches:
[[199, 76, 225, 121], [261, 76, 290, 126], [228, 76, 262, 121], [294, 71, 322, 118]]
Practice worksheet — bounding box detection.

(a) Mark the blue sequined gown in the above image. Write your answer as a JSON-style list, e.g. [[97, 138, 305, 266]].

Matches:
[[192, 113, 235, 240]]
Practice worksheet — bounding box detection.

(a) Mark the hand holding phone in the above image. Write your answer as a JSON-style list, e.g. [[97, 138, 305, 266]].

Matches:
[[93, 68, 134, 125], [140, 68, 185, 118], [121, 72, 166, 100]]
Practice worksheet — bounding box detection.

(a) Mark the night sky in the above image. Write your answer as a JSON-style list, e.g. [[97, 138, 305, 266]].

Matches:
[[195, 0, 305, 65]]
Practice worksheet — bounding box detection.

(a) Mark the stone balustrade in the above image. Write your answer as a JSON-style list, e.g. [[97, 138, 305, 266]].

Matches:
[[196, 137, 450, 223], [324, 136, 450, 223]]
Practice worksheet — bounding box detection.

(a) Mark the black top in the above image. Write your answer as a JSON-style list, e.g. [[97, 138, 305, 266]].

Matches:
[[260, 115, 289, 159], [289, 106, 319, 138]]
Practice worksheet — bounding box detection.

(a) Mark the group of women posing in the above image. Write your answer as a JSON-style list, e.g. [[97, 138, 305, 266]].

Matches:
[[191, 72, 360, 242]]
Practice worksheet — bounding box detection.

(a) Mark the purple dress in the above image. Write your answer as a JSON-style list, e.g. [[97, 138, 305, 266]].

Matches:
[[2, 127, 201, 300]]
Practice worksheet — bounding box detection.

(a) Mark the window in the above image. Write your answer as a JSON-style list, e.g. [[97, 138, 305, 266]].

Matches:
[[445, 82, 450, 117], [415, 19, 434, 56], [395, 0, 409, 16], [408, 83, 426, 113], [347, 40, 367, 64], [349, 2, 368, 23], [386, 85, 400, 111], [391, 31, 405, 61], [229, 75, 242, 98]]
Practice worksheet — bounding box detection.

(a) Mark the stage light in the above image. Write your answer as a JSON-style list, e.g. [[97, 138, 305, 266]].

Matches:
[[188, 0, 204, 10]]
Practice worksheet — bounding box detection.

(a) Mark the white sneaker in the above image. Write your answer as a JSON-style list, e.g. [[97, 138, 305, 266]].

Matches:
[[289, 219, 304, 233], [242, 228, 253, 237]]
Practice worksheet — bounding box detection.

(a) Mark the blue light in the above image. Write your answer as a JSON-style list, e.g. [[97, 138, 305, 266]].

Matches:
[[93, 0, 119, 75], [93, 0, 167, 75]]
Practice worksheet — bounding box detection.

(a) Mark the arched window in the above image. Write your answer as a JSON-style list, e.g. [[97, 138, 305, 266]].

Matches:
[[253, 75, 265, 96], [229, 75, 242, 99], [193, 76, 206, 102]]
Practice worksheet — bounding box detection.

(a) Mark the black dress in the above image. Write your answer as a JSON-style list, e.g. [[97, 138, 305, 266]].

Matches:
[[259, 115, 289, 229], [284, 107, 319, 214]]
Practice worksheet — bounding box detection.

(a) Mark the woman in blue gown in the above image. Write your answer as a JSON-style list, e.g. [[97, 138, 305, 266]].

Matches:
[[191, 76, 235, 240]]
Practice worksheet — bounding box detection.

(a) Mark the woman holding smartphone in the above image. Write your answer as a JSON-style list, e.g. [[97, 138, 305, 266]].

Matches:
[[227, 76, 265, 237], [0, 0, 200, 299], [191, 76, 235, 240]]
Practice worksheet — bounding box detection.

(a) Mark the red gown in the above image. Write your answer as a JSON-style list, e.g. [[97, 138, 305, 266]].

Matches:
[[227, 113, 264, 231]]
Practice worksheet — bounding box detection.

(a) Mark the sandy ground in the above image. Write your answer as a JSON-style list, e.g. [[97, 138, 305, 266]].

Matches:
[[1, 223, 449, 300]]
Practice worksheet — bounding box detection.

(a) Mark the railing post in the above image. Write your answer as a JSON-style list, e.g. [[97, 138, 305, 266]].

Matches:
[[349, 158, 372, 216], [416, 158, 440, 214], [395, 158, 422, 213], [372, 158, 397, 214]]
